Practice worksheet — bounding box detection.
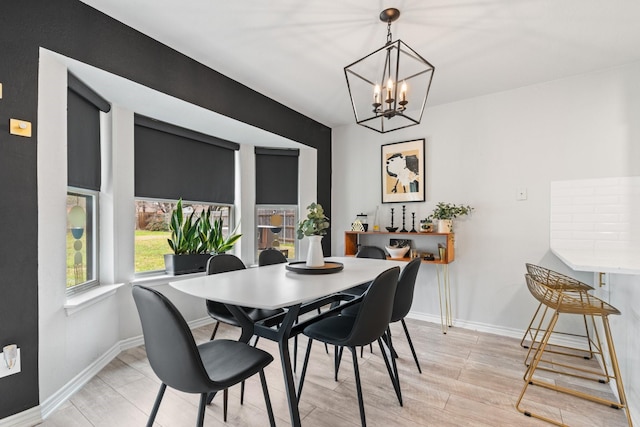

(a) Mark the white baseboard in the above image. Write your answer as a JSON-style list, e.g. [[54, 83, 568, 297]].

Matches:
[[0, 407, 41, 427], [0, 317, 214, 426]]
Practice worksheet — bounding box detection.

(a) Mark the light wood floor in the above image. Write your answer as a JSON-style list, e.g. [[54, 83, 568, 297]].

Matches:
[[38, 319, 630, 426]]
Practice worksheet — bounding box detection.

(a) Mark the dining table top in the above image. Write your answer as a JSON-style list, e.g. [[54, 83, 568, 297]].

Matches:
[[169, 256, 406, 310]]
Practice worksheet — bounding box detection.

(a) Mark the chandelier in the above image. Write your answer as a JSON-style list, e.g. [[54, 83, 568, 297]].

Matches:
[[344, 8, 435, 133]]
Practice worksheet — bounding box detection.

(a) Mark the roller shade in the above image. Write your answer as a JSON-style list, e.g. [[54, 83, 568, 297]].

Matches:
[[134, 115, 239, 204], [255, 147, 299, 205], [67, 73, 110, 190]]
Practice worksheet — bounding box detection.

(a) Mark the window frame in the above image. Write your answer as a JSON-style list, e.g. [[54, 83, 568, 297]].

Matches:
[[134, 197, 236, 276], [255, 204, 299, 261], [66, 186, 100, 295]]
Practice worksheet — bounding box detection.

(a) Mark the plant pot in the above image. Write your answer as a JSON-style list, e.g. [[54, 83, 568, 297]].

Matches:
[[305, 235, 324, 267], [437, 219, 453, 233], [164, 254, 212, 275]]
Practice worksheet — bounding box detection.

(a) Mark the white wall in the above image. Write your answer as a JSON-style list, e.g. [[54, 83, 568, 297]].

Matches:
[[332, 61, 640, 332], [38, 51, 122, 401]]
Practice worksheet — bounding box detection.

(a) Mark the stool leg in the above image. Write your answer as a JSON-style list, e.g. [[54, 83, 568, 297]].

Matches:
[[520, 301, 543, 349], [602, 316, 633, 426]]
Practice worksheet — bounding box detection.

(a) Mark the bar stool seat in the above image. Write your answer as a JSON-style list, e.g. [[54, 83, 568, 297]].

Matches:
[[516, 274, 632, 426], [521, 263, 600, 365]]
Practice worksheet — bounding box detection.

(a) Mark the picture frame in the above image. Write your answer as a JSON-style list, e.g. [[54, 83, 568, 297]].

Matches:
[[381, 139, 425, 203]]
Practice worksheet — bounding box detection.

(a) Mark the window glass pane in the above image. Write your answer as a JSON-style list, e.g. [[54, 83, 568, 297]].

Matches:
[[256, 206, 297, 260], [66, 191, 96, 289], [135, 200, 231, 273]]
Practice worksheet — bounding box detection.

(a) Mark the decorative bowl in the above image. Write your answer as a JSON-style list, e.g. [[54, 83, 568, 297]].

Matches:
[[385, 245, 410, 258]]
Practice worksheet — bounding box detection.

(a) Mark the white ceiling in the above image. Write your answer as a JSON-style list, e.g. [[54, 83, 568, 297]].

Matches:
[[79, 0, 640, 129]]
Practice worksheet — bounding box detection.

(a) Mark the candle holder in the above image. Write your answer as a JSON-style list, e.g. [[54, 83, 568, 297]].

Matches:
[[386, 208, 398, 232], [410, 212, 417, 233], [400, 205, 408, 232]]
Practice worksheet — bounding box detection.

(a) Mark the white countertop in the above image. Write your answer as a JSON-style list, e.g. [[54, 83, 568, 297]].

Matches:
[[551, 247, 640, 275]]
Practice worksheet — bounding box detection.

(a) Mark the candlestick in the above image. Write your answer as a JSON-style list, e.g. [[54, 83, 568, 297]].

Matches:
[[400, 205, 408, 232]]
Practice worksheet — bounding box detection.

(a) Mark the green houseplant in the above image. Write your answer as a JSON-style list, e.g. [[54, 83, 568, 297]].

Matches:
[[296, 202, 330, 267], [428, 202, 474, 233], [164, 199, 242, 275], [296, 202, 330, 239]]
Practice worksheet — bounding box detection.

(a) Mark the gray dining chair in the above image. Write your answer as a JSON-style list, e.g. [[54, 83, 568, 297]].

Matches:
[[132, 285, 276, 426], [297, 266, 402, 427]]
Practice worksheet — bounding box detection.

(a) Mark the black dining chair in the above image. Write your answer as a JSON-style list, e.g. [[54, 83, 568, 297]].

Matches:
[[258, 248, 288, 266], [205, 254, 284, 407], [132, 285, 276, 427], [297, 266, 401, 427], [206, 254, 283, 341], [340, 245, 388, 297], [342, 257, 423, 374]]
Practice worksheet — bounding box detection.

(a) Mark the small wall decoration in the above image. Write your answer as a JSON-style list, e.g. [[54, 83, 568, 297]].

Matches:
[[381, 138, 425, 203]]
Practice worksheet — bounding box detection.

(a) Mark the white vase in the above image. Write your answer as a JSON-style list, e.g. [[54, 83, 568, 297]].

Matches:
[[437, 219, 453, 233], [306, 235, 324, 267]]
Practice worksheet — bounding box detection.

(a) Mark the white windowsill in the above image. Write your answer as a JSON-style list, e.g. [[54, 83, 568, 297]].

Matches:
[[131, 271, 206, 288], [64, 283, 125, 316]]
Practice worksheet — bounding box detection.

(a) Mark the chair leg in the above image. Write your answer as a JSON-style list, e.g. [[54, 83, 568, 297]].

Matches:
[[223, 388, 228, 421], [197, 393, 208, 427], [401, 319, 422, 373], [378, 337, 402, 406], [209, 321, 220, 341], [297, 338, 314, 401], [293, 334, 298, 372], [348, 346, 367, 427], [241, 381, 245, 404], [316, 308, 329, 354], [147, 383, 166, 427], [386, 327, 398, 359], [335, 345, 344, 381], [520, 301, 543, 348], [259, 369, 276, 427]]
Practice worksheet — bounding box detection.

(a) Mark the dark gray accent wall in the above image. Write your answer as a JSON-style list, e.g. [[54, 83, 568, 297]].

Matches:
[[0, 0, 331, 419]]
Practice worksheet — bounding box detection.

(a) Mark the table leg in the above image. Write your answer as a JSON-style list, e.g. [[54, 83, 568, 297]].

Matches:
[[227, 303, 303, 427], [275, 304, 302, 427], [436, 264, 452, 333]]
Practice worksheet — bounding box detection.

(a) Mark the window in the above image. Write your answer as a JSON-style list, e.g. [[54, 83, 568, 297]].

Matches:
[[256, 206, 297, 260], [255, 148, 299, 261], [134, 199, 232, 273], [66, 73, 109, 293], [66, 190, 98, 290], [133, 116, 239, 274]]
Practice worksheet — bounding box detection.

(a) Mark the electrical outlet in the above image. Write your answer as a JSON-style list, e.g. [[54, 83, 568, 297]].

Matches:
[[516, 187, 527, 201], [0, 347, 21, 378]]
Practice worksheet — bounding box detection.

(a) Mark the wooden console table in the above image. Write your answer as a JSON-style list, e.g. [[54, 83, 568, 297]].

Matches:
[[344, 231, 455, 333]]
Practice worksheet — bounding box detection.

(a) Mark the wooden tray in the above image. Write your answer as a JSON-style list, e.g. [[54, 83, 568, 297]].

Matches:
[[285, 261, 344, 275]]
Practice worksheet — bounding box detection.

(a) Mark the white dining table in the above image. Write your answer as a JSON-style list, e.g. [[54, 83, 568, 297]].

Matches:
[[170, 256, 406, 427]]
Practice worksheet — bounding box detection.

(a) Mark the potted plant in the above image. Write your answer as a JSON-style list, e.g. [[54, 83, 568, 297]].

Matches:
[[296, 202, 330, 267], [164, 199, 242, 275], [198, 207, 242, 255], [428, 202, 474, 233]]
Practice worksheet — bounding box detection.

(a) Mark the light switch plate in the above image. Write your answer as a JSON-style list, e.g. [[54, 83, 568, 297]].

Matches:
[[10, 119, 32, 137], [516, 187, 527, 201]]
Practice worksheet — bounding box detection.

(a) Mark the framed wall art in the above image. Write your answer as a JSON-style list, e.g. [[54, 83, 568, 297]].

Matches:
[[381, 138, 425, 203]]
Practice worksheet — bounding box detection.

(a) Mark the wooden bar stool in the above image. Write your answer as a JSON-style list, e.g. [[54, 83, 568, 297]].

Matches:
[[516, 274, 632, 426], [521, 263, 601, 365]]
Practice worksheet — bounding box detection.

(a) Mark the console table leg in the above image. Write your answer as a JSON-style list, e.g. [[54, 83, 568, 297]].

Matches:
[[436, 264, 453, 333]]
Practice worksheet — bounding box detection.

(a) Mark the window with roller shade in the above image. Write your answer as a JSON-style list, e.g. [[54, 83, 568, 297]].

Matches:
[[255, 148, 299, 260], [66, 73, 110, 292], [134, 115, 239, 273]]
